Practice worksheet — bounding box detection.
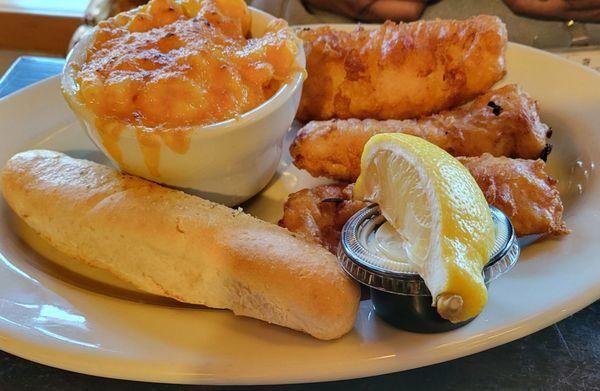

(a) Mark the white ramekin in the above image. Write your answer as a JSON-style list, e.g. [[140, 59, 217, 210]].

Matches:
[[61, 7, 305, 206]]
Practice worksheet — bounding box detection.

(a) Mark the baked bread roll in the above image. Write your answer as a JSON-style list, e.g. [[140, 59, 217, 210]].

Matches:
[[1, 150, 360, 340]]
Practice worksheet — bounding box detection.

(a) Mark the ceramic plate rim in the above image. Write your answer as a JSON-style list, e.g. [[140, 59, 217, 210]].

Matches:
[[0, 37, 599, 385]]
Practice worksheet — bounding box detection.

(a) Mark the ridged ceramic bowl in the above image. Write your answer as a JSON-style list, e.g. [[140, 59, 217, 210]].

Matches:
[[61, 7, 305, 206]]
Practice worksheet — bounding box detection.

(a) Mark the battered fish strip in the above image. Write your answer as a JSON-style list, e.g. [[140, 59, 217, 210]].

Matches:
[[2, 150, 360, 340], [459, 154, 568, 237], [291, 84, 552, 182], [280, 155, 567, 252], [278, 184, 367, 254], [296, 15, 507, 121]]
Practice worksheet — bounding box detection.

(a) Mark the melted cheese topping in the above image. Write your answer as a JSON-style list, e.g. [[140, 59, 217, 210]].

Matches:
[[75, 0, 297, 129], [69, 0, 298, 178]]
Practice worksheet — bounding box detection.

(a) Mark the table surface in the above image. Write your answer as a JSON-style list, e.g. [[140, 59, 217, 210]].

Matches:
[[0, 56, 599, 391]]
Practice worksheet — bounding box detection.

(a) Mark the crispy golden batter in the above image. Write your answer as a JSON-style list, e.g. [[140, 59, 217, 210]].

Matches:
[[278, 184, 367, 253], [75, 0, 297, 128], [296, 15, 507, 121], [291, 84, 551, 182], [458, 154, 568, 237], [280, 155, 567, 250]]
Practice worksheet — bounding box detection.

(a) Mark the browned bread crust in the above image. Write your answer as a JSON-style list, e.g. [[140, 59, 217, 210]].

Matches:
[[1, 150, 360, 340]]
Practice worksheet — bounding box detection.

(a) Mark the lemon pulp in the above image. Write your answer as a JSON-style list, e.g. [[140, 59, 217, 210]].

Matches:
[[354, 133, 495, 322]]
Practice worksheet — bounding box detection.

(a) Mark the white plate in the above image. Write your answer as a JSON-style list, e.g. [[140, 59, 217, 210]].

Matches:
[[0, 41, 599, 385]]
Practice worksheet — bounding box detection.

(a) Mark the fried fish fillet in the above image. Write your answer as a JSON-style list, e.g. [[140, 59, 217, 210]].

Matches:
[[280, 155, 567, 251], [278, 184, 367, 253], [291, 84, 552, 182], [296, 15, 507, 121], [458, 154, 568, 237]]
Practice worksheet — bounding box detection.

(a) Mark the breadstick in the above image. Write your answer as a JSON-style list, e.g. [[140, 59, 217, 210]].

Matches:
[[1, 150, 360, 340]]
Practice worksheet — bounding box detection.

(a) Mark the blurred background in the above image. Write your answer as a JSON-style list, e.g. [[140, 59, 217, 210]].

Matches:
[[0, 0, 598, 74]]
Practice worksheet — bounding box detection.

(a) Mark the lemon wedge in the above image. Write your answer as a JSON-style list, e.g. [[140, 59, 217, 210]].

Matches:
[[353, 133, 495, 323]]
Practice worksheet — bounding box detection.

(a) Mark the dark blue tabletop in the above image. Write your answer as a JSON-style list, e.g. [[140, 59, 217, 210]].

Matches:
[[0, 56, 598, 391]]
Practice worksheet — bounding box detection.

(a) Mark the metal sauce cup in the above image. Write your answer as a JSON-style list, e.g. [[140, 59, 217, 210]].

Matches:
[[338, 205, 520, 333]]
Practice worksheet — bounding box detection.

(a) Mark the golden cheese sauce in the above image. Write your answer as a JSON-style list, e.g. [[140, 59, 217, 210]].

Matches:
[[73, 0, 298, 177]]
